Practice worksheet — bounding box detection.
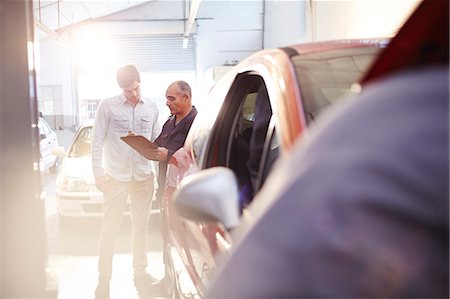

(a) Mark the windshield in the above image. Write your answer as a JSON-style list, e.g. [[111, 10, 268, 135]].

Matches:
[[68, 126, 93, 157]]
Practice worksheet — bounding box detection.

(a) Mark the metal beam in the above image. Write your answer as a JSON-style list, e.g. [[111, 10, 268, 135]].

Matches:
[[183, 0, 201, 48], [34, 19, 59, 39]]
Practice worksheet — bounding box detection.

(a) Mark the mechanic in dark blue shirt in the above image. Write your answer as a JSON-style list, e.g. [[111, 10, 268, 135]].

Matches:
[[145, 80, 198, 202]]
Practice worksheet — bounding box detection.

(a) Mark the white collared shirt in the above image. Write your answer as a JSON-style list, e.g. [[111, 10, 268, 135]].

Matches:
[[92, 94, 161, 182]]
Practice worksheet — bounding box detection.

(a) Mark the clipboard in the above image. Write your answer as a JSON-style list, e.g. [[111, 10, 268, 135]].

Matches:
[[121, 134, 158, 160]]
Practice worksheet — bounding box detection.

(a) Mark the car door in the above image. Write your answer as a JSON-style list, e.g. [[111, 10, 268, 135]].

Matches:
[[165, 71, 281, 296], [39, 117, 58, 171], [205, 73, 278, 208]]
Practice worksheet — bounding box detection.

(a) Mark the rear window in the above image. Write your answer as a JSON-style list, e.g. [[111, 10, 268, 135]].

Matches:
[[293, 46, 382, 122], [68, 126, 93, 157]]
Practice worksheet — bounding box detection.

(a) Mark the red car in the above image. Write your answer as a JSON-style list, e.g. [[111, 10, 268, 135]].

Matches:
[[161, 39, 387, 298]]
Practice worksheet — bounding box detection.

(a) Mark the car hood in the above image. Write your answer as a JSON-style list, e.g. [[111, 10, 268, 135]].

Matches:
[[59, 156, 95, 185]]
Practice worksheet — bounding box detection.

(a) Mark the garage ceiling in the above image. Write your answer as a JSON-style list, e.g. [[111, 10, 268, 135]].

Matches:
[[34, 1, 154, 32]]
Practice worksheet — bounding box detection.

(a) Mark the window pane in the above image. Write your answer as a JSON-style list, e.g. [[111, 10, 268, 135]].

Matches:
[[293, 46, 381, 121]]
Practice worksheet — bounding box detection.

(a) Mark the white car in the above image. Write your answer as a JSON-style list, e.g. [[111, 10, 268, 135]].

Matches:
[[39, 117, 59, 173], [56, 121, 111, 219], [56, 121, 158, 222]]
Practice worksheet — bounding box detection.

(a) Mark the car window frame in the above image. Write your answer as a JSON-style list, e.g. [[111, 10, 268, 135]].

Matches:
[[205, 72, 263, 168], [255, 118, 279, 193], [204, 71, 283, 205], [67, 125, 93, 158]]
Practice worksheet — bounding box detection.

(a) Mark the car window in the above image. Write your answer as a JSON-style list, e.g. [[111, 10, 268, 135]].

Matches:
[[293, 46, 381, 123], [206, 73, 276, 208], [68, 126, 93, 157], [38, 122, 45, 137], [185, 110, 220, 168], [228, 91, 257, 193], [39, 118, 51, 137], [185, 70, 238, 168]]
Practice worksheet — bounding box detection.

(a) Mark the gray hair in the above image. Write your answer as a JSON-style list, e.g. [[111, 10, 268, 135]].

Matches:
[[175, 80, 192, 98]]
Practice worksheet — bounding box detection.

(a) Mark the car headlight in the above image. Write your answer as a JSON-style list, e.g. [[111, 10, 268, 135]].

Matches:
[[60, 177, 89, 192]]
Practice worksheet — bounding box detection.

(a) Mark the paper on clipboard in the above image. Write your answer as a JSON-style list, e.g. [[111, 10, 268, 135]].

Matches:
[[120, 134, 158, 160]]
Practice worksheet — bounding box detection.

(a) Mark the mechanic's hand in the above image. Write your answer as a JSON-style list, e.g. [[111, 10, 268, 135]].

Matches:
[[95, 175, 109, 193], [143, 147, 168, 161]]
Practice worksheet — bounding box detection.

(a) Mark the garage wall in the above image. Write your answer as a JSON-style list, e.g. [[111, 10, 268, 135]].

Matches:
[[263, 0, 308, 48], [38, 40, 76, 128], [309, 0, 421, 41], [261, 0, 420, 45], [38, 0, 266, 127], [37, 0, 421, 128], [196, 0, 264, 94]]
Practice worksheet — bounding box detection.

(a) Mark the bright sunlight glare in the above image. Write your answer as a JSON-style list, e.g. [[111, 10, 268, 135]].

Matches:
[[74, 27, 117, 75], [345, 1, 420, 38]]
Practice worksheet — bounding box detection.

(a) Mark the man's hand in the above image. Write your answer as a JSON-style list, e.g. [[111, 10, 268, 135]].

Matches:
[[95, 175, 109, 193], [142, 146, 168, 161]]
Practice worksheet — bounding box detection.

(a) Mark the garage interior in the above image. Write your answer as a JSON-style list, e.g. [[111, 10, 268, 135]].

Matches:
[[0, 0, 421, 298]]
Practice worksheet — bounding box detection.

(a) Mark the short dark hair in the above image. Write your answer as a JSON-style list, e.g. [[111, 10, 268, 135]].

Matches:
[[176, 80, 192, 98], [116, 64, 140, 88]]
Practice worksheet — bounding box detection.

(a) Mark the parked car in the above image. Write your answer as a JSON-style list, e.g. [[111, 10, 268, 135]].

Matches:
[[55, 121, 106, 221], [38, 117, 60, 173], [159, 39, 388, 298], [56, 121, 146, 224]]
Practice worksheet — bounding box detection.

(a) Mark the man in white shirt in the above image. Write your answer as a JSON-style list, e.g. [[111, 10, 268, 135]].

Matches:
[[92, 64, 161, 298]]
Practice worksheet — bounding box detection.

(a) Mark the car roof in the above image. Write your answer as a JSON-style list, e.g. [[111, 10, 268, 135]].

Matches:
[[288, 38, 388, 56], [212, 38, 388, 96]]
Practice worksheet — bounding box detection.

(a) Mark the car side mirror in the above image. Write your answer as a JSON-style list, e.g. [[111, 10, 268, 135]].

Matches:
[[40, 133, 46, 140], [174, 166, 240, 230]]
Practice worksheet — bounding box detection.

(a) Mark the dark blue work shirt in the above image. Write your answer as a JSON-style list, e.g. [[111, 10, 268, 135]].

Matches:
[[154, 106, 197, 199]]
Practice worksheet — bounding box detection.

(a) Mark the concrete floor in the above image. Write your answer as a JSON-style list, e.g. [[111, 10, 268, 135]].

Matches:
[[43, 129, 166, 299]]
